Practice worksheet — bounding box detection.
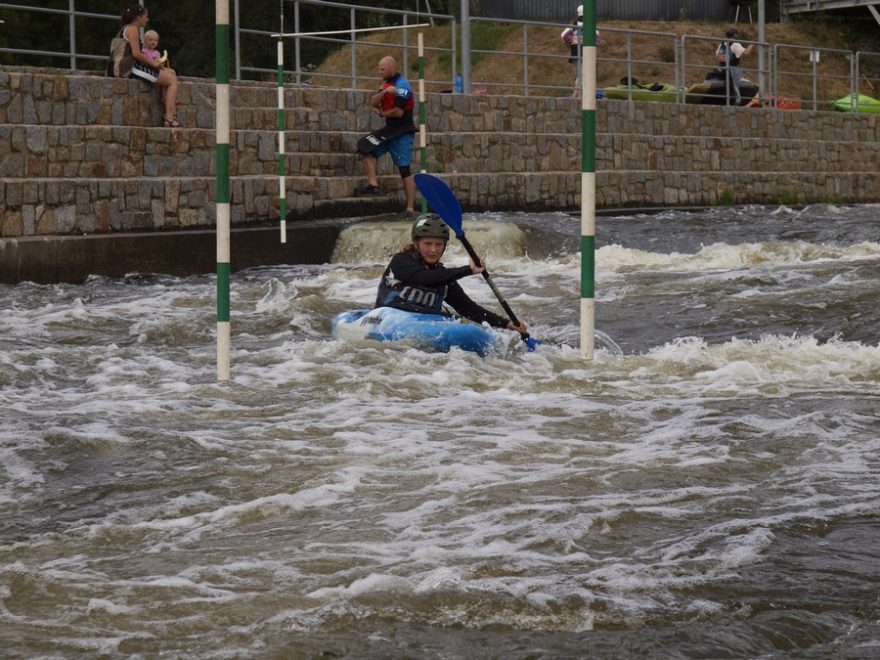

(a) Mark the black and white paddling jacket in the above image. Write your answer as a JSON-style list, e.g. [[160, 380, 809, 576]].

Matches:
[[375, 251, 509, 328]]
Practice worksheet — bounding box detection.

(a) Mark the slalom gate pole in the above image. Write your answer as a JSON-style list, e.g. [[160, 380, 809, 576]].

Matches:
[[580, 0, 596, 360], [216, 0, 231, 380], [267, 23, 430, 221], [277, 32, 287, 242], [418, 32, 428, 213]]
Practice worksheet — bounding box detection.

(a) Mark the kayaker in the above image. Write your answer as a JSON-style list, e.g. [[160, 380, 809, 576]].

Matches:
[[375, 215, 528, 334]]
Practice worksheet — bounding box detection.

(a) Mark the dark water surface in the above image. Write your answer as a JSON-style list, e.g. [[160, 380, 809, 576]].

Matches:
[[1, 204, 879, 658]]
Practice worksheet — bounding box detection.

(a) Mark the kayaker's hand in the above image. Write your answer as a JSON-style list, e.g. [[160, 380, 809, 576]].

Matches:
[[507, 320, 528, 334], [469, 258, 485, 274]]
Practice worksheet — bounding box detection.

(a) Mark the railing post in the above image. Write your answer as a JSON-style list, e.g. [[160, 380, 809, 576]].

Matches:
[[234, 0, 241, 80], [295, 1, 301, 85], [674, 36, 681, 103], [811, 48, 819, 111], [461, 0, 470, 93], [758, 0, 766, 94], [350, 6, 356, 89], [724, 44, 731, 107], [68, 0, 75, 69], [769, 45, 775, 110], [680, 35, 687, 105], [402, 13, 409, 77], [451, 19, 458, 91], [772, 44, 778, 111], [852, 51, 858, 106], [523, 24, 529, 96]]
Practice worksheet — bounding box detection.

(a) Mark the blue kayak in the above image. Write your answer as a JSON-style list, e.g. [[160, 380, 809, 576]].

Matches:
[[331, 307, 502, 356]]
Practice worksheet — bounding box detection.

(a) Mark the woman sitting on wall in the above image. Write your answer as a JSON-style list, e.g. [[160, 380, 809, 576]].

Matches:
[[108, 5, 181, 127]]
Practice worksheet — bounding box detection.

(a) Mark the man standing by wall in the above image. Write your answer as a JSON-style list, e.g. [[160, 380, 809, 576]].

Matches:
[[355, 55, 417, 212]]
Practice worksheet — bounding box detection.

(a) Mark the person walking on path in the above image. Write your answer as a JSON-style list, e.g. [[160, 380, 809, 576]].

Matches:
[[355, 55, 417, 212]]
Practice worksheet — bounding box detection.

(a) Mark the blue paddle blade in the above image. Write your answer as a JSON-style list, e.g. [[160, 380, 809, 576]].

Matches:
[[415, 172, 541, 351], [413, 173, 464, 237]]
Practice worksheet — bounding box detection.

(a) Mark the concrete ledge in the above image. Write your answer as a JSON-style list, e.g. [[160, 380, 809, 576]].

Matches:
[[0, 223, 344, 284]]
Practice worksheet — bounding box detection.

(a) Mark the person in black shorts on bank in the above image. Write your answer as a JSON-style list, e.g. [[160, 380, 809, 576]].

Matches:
[[355, 55, 417, 212]]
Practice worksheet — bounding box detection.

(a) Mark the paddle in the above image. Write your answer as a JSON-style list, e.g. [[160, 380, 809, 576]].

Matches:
[[413, 173, 539, 351]]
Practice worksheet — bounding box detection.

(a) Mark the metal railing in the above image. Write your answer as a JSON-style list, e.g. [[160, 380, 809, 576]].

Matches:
[[0, 1, 122, 69], [594, 26, 681, 101], [772, 44, 854, 112], [1, 0, 879, 112], [855, 51, 880, 104], [235, 0, 457, 90], [466, 15, 574, 97]]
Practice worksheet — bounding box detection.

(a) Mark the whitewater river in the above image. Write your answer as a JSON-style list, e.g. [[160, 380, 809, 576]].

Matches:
[[2, 205, 879, 658]]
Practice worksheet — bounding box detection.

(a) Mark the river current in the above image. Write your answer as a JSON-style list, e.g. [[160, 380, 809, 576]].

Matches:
[[1, 205, 879, 658]]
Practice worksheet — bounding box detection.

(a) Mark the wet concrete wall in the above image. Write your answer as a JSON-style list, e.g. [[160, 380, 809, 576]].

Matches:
[[0, 224, 342, 284], [1, 66, 879, 282]]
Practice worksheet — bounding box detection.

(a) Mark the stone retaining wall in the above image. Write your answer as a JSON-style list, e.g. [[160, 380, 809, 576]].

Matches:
[[1, 67, 880, 240]]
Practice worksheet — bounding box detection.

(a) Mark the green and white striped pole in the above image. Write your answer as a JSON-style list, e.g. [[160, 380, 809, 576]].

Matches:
[[216, 0, 231, 380], [418, 32, 428, 214], [277, 2, 288, 243], [581, 0, 596, 360]]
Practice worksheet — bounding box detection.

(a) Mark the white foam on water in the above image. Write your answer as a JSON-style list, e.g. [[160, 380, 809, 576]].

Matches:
[[332, 220, 528, 264], [254, 278, 297, 315], [641, 334, 880, 394], [0, 442, 43, 504], [85, 598, 138, 615], [308, 572, 414, 599], [3, 208, 880, 654], [72, 467, 372, 548], [599, 239, 880, 274]]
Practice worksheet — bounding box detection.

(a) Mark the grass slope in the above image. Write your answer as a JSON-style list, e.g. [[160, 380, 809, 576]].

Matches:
[[305, 18, 880, 101]]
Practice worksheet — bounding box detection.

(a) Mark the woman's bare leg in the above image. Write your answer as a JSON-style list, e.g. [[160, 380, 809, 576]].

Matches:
[[157, 69, 179, 120]]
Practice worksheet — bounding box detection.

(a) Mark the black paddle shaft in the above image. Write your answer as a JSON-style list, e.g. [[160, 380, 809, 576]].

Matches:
[[458, 233, 530, 338]]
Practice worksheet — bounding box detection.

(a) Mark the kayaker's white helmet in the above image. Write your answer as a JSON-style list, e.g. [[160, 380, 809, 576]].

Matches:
[[577, 4, 583, 16], [412, 215, 450, 241]]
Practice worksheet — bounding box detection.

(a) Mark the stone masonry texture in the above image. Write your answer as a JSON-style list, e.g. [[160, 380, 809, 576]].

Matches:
[[1, 66, 879, 239]]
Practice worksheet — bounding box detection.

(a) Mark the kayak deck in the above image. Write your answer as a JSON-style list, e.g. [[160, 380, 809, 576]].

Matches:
[[332, 307, 503, 356]]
